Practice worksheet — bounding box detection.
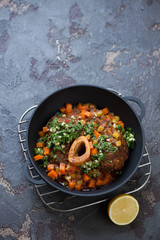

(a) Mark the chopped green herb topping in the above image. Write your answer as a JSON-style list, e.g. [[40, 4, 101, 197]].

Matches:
[[84, 121, 95, 136], [46, 118, 83, 152], [123, 128, 135, 149], [34, 147, 43, 155], [38, 155, 49, 168], [94, 135, 118, 153], [115, 125, 122, 130], [80, 159, 100, 174]]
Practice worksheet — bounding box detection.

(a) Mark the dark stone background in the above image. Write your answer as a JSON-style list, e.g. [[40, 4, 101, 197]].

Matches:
[[0, 0, 160, 239]]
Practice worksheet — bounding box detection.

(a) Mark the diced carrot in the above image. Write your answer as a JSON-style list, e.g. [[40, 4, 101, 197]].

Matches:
[[117, 120, 124, 128], [47, 164, 54, 172], [89, 141, 94, 150], [43, 147, 50, 155], [107, 113, 114, 120], [85, 111, 91, 118], [83, 174, 90, 182], [65, 103, 72, 113], [39, 131, 45, 137], [60, 107, 66, 113], [34, 154, 44, 161], [60, 163, 66, 175], [67, 164, 76, 175], [36, 142, 43, 148], [83, 104, 89, 110], [102, 107, 109, 115], [75, 184, 82, 191], [102, 173, 114, 185], [91, 148, 98, 155], [77, 103, 89, 110], [81, 109, 86, 119], [47, 169, 58, 179], [77, 103, 83, 109], [96, 179, 103, 187], [43, 126, 48, 133], [68, 180, 76, 189], [81, 110, 92, 118], [88, 179, 96, 188], [94, 130, 101, 138]]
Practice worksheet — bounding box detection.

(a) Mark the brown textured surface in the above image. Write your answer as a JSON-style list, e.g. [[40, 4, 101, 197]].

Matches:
[[0, 0, 160, 239]]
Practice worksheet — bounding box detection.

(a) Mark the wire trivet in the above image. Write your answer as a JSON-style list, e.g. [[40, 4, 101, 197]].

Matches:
[[18, 105, 151, 212]]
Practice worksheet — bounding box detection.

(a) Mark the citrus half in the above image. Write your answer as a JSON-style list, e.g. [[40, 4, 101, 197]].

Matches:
[[108, 194, 139, 225]]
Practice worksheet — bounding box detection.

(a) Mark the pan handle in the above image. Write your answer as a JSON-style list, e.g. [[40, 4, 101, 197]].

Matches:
[[23, 159, 45, 185], [123, 96, 145, 121]]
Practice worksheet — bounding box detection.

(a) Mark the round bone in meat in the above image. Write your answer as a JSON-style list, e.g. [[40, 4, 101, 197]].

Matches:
[[68, 136, 90, 166]]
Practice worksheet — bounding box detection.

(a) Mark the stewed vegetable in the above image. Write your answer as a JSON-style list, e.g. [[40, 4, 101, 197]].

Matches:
[[34, 103, 135, 191]]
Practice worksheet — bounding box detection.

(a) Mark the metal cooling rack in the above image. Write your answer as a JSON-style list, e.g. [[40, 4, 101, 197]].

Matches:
[[18, 105, 151, 212]]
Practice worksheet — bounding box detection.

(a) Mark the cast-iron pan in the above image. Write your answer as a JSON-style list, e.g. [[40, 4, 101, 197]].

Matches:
[[25, 85, 145, 197]]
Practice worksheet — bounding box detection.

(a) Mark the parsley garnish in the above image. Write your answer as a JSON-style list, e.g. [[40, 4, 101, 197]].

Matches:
[[40, 118, 84, 153], [123, 128, 135, 149], [84, 122, 95, 136], [34, 148, 43, 155], [115, 125, 122, 130], [80, 160, 100, 174], [94, 135, 118, 153]]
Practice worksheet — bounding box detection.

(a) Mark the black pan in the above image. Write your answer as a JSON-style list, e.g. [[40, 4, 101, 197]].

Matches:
[[25, 85, 145, 197]]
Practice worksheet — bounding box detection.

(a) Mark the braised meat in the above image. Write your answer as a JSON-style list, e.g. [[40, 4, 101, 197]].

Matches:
[[34, 102, 135, 191]]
